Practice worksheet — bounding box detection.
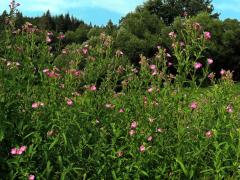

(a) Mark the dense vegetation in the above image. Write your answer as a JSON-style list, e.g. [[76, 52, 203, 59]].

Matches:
[[1, 0, 240, 179], [1, 0, 240, 80]]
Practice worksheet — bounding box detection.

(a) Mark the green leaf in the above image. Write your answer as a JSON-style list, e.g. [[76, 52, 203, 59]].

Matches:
[[0, 129, 4, 142], [49, 137, 59, 150], [175, 158, 188, 176]]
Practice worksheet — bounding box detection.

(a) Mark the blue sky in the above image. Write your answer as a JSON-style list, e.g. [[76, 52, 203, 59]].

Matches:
[[0, 0, 240, 25]]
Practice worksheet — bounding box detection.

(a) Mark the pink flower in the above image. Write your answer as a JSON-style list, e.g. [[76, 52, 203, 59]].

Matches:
[[205, 130, 213, 138], [207, 58, 213, 65], [119, 108, 125, 113], [66, 99, 73, 106], [152, 70, 157, 76], [32, 102, 44, 109], [139, 145, 145, 152], [10, 146, 27, 155], [168, 62, 173, 67], [193, 22, 201, 30], [226, 105, 233, 113], [166, 53, 171, 57], [220, 69, 226, 75], [147, 136, 153, 142], [190, 102, 197, 110], [169, 31, 176, 39], [208, 72, 215, 79], [58, 33, 65, 40], [149, 64, 156, 70], [131, 121, 137, 129], [46, 36, 52, 43], [32, 102, 39, 109], [46, 71, 60, 78], [74, 70, 81, 76], [129, 129, 136, 136], [82, 48, 88, 55], [90, 85, 97, 91], [28, 175, 35, 180], [180, 41, 185, 47], [157, 128, 163, 133], [47, 32, 53, 36], [194, 62, 202, 70], [43, 68, 49, 73], [19, 146, 27, 152], [11, 148, 17, 155], [204, 32, 211, 40], [147, 87, 153, 93], [117, 151, 123, 157]]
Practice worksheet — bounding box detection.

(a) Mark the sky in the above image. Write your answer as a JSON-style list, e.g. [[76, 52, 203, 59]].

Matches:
[[0, 0, 240, 25]]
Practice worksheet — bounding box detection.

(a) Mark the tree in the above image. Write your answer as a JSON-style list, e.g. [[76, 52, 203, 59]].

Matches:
[[116, 10, 165, 63], [65, 23, 90, 44], [39, 10, 55, 30], [137, 0, 215, 25]]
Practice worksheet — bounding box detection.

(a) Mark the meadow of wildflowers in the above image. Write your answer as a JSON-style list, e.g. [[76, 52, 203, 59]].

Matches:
[[1, 1, 240, 179]]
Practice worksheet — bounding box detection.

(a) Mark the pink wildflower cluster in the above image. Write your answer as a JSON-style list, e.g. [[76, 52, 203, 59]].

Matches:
[[129, 121, 137, 136], [147, 136, 153, 142], [89, 85, 97, 91], [190, 102, 198, 110], [220, 69, 226, 75], [119, 108, 125, 113], [9, 0, 20, 9], [82, 48, 88, 55], [28, 175, 35, 180], [226, 105, 233, 113], [207, 58, 213, 65], [43, 68, 60, 78], [58, 32, 65, 40], [208, 72, 215, 80], [10, 146, 27, 155], [66, 98, 73, 106], [149, 64, 158, 76], [46, 31, 53, 43], [194, 62, 202, 70], [169, 31, 176, 39], [32, 102, 44, 109], [117, 151, 124, 157], [205, 130, 213, 138], [139, 144, 145, 152], [204, 32, 211, 40], [147, 87, 154, 93], [193, 22, 202, 31]]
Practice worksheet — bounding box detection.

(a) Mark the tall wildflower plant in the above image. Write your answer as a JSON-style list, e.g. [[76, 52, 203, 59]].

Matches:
[[169, 20, 212, 89]]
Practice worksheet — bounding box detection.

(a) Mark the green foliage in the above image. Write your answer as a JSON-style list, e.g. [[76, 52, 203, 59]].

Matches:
[[115, 10, 165, 63], [137, 0, 215, 25], [1, 7, 240, 179]]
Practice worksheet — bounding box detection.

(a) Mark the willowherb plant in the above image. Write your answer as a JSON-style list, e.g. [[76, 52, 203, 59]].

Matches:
[[1, 1, 240, 179], [167, 20, 214, 88]]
